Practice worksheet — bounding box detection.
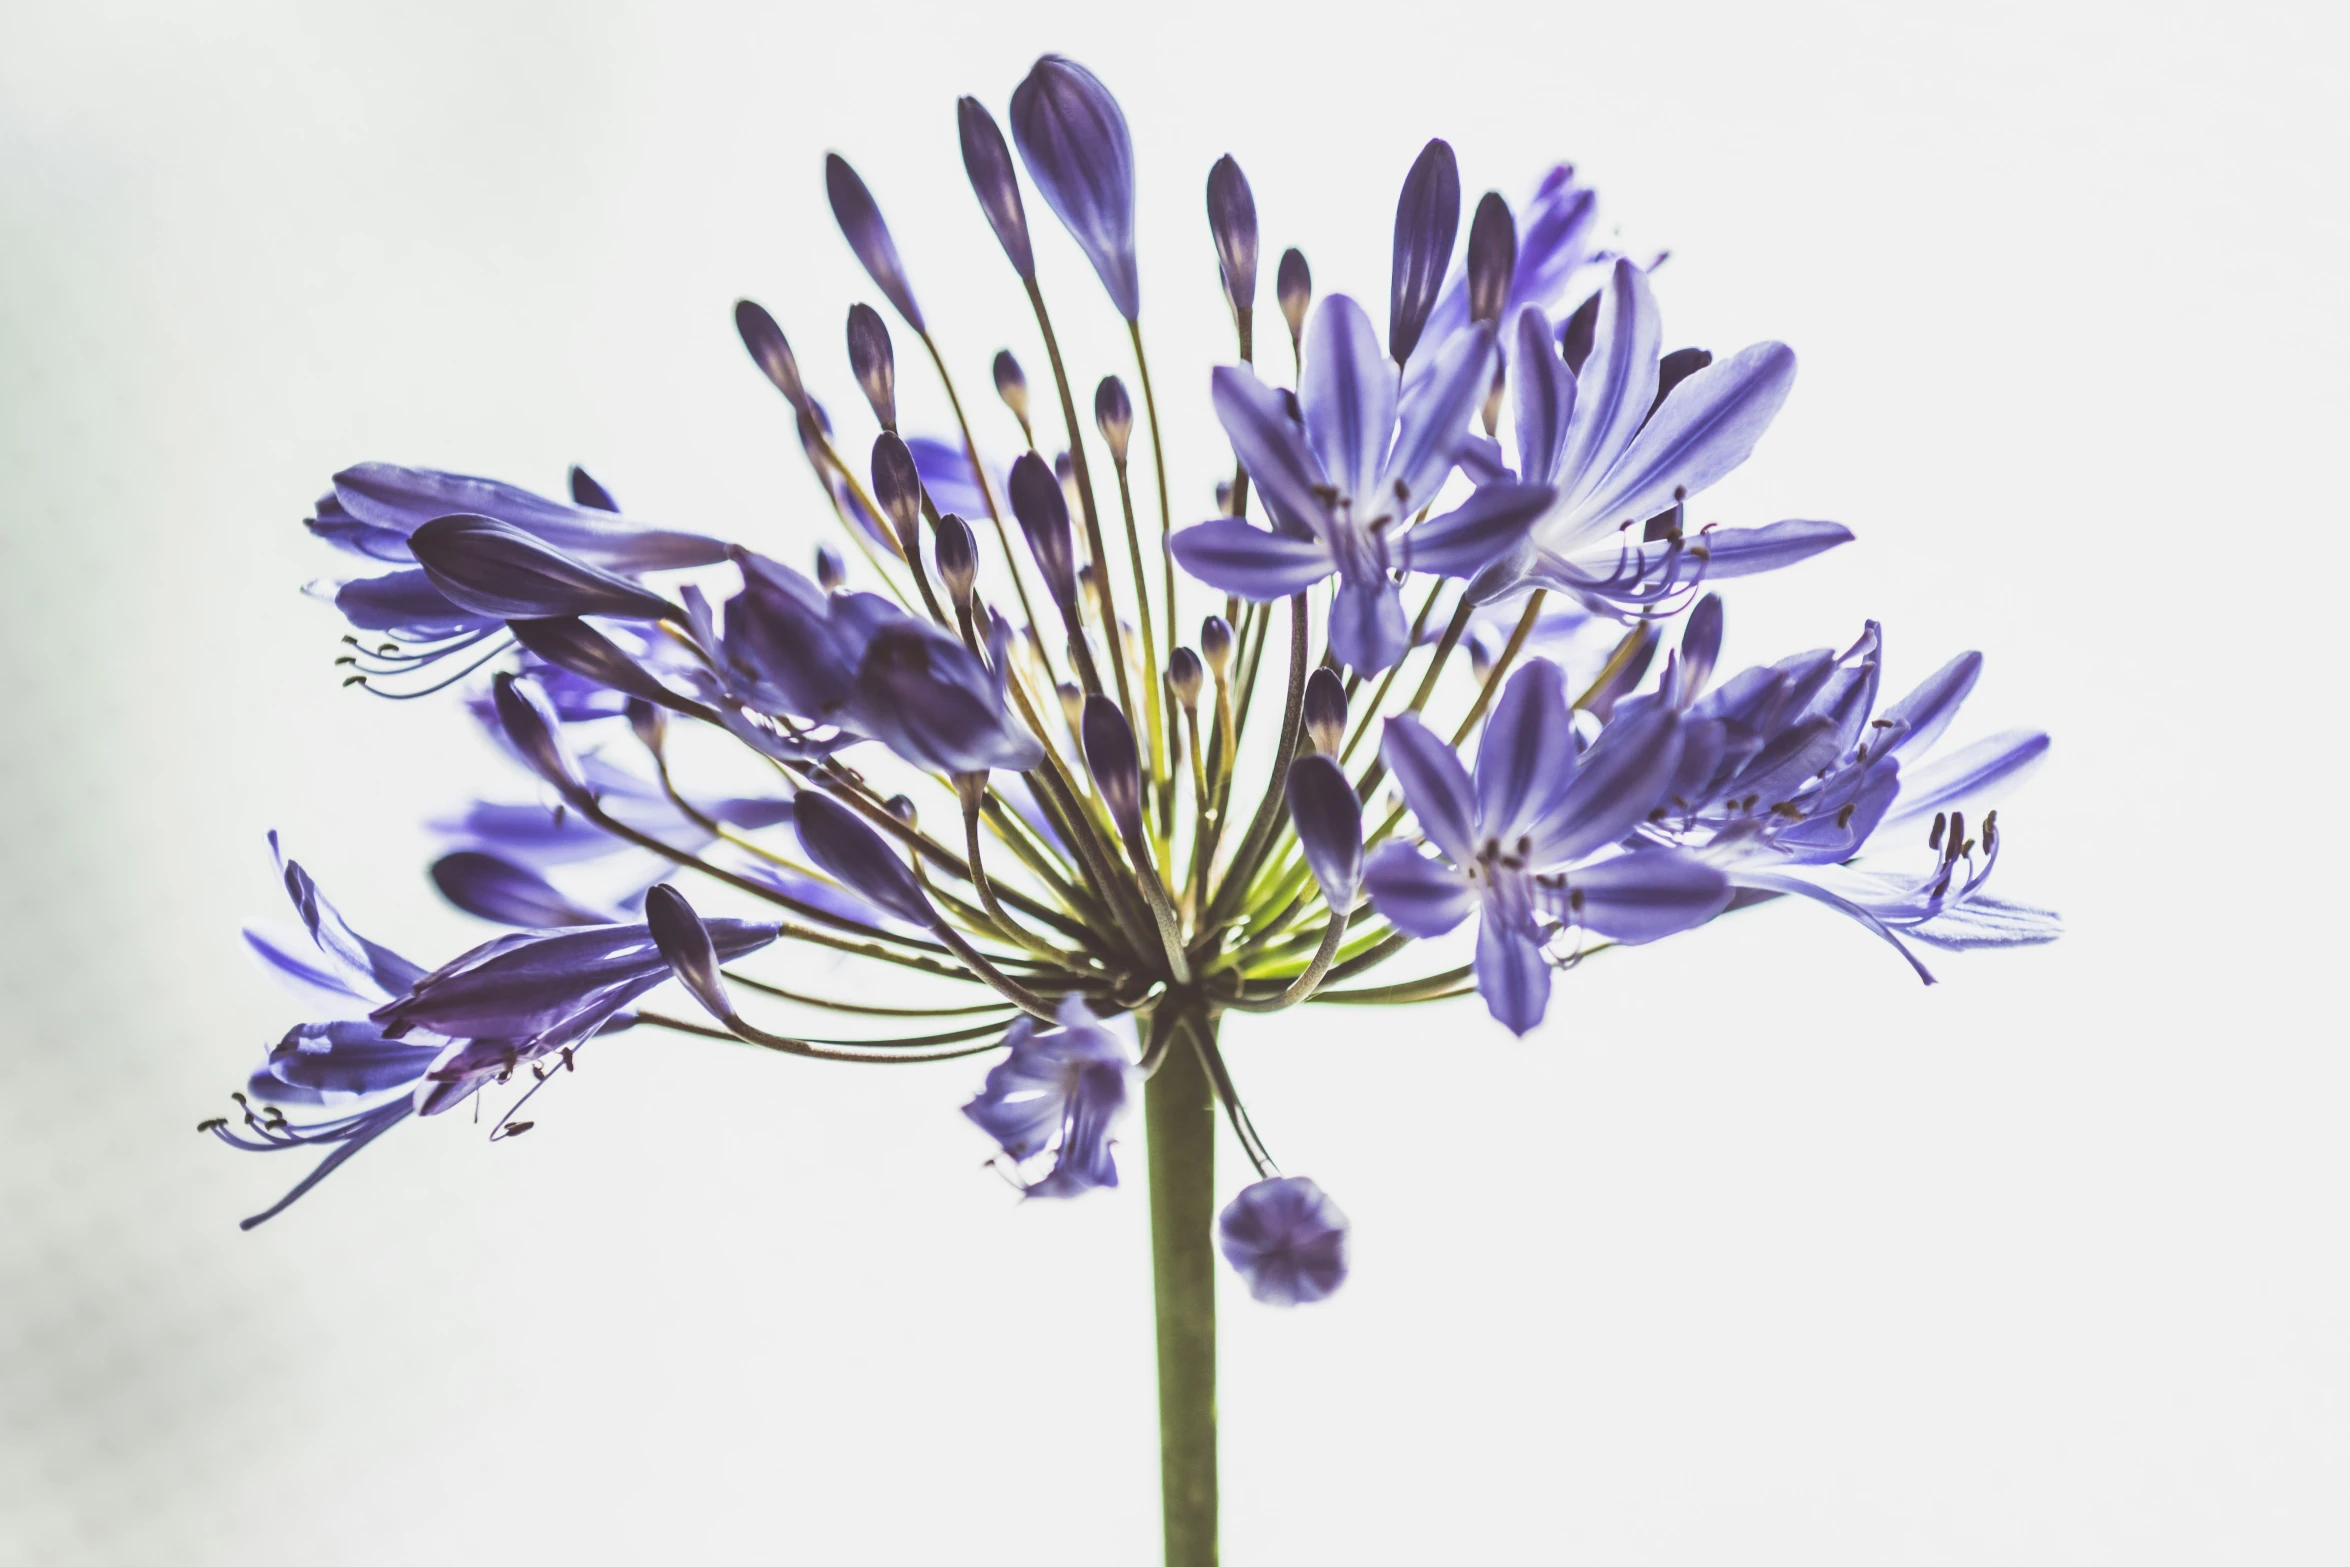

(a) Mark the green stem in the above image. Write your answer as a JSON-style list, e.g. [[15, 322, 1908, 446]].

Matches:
[[1147, 1016, 1218, 1567]]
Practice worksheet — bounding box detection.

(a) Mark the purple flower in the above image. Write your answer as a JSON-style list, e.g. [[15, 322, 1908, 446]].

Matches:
[[851, 610, 1046, 777], [309, 462, 726, 573], [962, 995, 1139, 1197], [1219, 1177, 1350, 1305], [1169, 294, 1553, 673], [1009, 55, 1139, 320], [1363, 659, 1730, 1034]]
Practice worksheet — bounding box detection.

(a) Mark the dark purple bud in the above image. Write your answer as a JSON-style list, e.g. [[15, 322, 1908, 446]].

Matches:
[[1277, 247, 1311, 355], [1680, 592, 1723, 703], [1080, 695, 1143, 837], [1206, 154, 1258, 319], [791, 790, 935, 928], [1168, 646, 1203, 709], [1009, 55, 1140, 320], [432, 851, 612, 928], [627, 695, 666, 755], [569, 466, 618, 511], [1213, 479, 1232, 513], [871, 432, 926, 560], [1467, 191, 1517, 330], [993, 350, 1031, 427], [1302, 666, 1347, 756], [824, 153, 924, 332], [510, 616, 709, 717], [491, 672, 590, 803], [1219, 1175, 1349, 1306], [1008, 451, 1078, 603], [1390, 139, 1461, 362], [1094, 375, 1133, 463], [957, 96, 1034, 279], [1648, 347, 1715, 422], [645, 883, 734, 1021], [1559, 289, 1601, 375], [410, 515, 675, 622], [735, 299, 809, 411], [886, 794, 918, 829], [1468, 636, 1494, 685], [815, 543, 846, 592], [1077, 562, 1106, 622], [847, 303, 897, 430], [1056, 681, 1084, 728], [934, 511, 978, 604], [1284, 753, 1363, 908], [1200, 614, 1233, 675]]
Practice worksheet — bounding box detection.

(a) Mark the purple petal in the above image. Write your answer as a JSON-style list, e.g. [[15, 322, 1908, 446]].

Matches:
[[1732, 866, 1938, 984], [1907, 894, 2064, 950], [1573, 340, 1797, 531], [1377, 715, 1477, 861], [1879, 651, 1982, 760], [331, 570, 492, 641], [1167, 518, 1334, 600], [1209, 365, 1329, 539], [1329, 577, 1412, 674], [1527, 707, 1683, 865], [331, 463, 724, 572], [1881, 730, 2050, 829], [1511, 305, 1577, 485], [1557, 260, 1661, 504], [1361, 841, 1476, 937], [1386, 321, 1497, 512], [824, 154, 923, 331], [1474, 659, 1576, 847], [491, 673, 591, 804], [1300, 295, 1397, 505], [1559, 850, 1730, 943], [1475, 912, 1551, 1036], [410, 516, 674, 622], [1690, 518, 1853, 580], [1009, 56, 1140, 320], [508, 617, 704, 716], [431, 851, 615, 928], [1403, 482, 1553, 578]]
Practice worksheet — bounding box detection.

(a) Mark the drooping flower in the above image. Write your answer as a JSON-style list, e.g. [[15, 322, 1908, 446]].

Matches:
[[962, 994, 1139, 1197], [1363, 659, 1731, 1034], [1170, 295, 1553, 673], [1219, 1177, 1350, 1306]]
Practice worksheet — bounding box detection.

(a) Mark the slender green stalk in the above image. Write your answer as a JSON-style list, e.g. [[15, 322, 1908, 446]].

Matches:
[[1146, 1018, 1218, 1567]]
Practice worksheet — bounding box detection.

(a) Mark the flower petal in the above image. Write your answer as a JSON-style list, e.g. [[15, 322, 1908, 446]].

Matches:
[[1167, 518, 1334, 599], [1385, 322, 1497, 512], [1299, 295, 1397, 506], [1881, 730, 2050, 829], [430, 851, 615, 928], [1328, 577, 1411, 674], [1559, 849, 1730, 942], [1511, 305, 1577, 486], [1378, 715, 1477, 862], [410, 516, 675, 622], [1879, 651, 1982, 760], [1403, 482, 1554, 578], [1527, 707, 1683, 865], [1475, 658, 1577, 847], [1475, 912, 1551, 1036], [1361, 841, 1476, 937], [1219, 1176, 1350, 1306], [824, 154, 924, 331], [1556, 259, 1661, 507], [1690, 518, 1853, 580], [1209, 365, 1330, 540], [1572, 340, 1797, 532]]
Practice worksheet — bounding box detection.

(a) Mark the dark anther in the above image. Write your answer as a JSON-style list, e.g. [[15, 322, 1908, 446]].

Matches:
[[1928, 811, 1947, 850], [1836, 802, 1856, 827], [198, 1117, 227, 1134], [502, 1121, 534, 1137], [1982, 810, 1999, 851], [1946, 811, 1967, 864]]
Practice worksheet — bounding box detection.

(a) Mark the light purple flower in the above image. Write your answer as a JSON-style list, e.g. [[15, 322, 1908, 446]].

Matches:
[[1219, 1176, 1350, 1305], [963, 995, 1139, 1198]]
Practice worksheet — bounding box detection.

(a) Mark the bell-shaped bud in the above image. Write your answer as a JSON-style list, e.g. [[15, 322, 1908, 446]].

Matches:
[[1080, 695, 1144, 839], [1200, 614, 1233, 676], [1009, 55, 1140, 320], [1168, 646, 1203, 710], [870, 432, 926, 561], [569, 466, 618, 511], [1467, 191, 1517, 330], [410, 515, 675, 622], [1468, 635, 1494, 685], [1285, 753, 1363, 909], [491, 672, 590, 805], [993, 350, 1031, 429], [1389, 138, 1461, 363], [735, 299, 809, 412], [846, 303, 897, 430], [1094, 375, 1134, 464], [1277, 247, 1312, 357], [1008, 451, 1078, 604], [791, 790, 936, 929], [814, 543, 846, 593], [1679, 592, 1723, 705], [1219, 1175, 1350, 1306], [957, 95, 1035, 279], [645, 882, 735, 1022], [934, 512, 978, 605], [886, 794, 918, 829], [510, 616, 705, 717], [1078, 563, 1106, 623], [1057, 681, 1085, 728], [1206, 154, 1258, 320], [1302, 666, 1347, 756], [626, 695, 666, 756], [824, 153, 924, 332]]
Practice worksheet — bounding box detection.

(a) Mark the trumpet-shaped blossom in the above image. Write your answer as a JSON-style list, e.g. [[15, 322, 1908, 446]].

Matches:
[[963, 995, 1139, 1197], [1219, 1177, 1350, 1306], [1170, 295, 1552, 672], [1364, 659, 1731, 1034]]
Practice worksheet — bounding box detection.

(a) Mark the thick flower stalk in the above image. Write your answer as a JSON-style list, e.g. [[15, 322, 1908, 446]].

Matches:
[[214, 51, 2057, 1567]]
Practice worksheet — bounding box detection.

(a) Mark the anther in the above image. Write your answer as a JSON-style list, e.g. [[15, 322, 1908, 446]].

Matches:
[[1928, 811, 1947, 851]]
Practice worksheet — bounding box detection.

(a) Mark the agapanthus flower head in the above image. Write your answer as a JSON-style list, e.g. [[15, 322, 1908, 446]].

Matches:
[[1219, 1177, 1350, 1306], [962, 995, 1139, 1197]]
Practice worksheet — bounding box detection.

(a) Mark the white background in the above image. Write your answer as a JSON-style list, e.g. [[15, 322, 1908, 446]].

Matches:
[[3, 0, 2345, 1561]]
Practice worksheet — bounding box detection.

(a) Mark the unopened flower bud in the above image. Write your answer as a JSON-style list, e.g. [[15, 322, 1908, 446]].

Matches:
[[1094, 375, 1133, 463], [1468, 636, 1494, 685], [1390, 138, 1461, 363], [491, 672, 590, 806], [825, 154, 924, 331], [1206, 154, 1259, 321], [934, 512, 978, 605], [1302, 666, 1347, 756], [1200, 615, 1233, 675], [627, 696, 666, 755], [846, 303, 896, 430], [645, 882, 734, 1022], [735, 298, 809, 413], [1057, 681, 1084, 728], [958, 95, 1035, 280], [1079, 562, 1106, 622], [993, 350, 1031, 429], [1277, 248, 1311, 358], [886, 794, 918, 829], [814, 543, 846, 592], [1168, 647, 1203, 709], [1466, 191, 1517, 330], [1214, 479, 1232, 513], [1080, 695, 1144, 838], [870, 432, 925, 562], [1008, 451, 1078, 605]]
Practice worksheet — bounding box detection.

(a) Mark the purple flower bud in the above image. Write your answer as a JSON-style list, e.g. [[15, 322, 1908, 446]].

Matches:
[[886, 794, 918, 828], [1200, 614, 1233, 675], [1467, 191, 1517, 330], [491, 672, 590, 804], [1168, 646, 1203, 709], [1009, 55, 1140, 320], [1056, 680, 1084, 728], [824, 153, 924, 332], [1302, 666, 1347, 756], [1219, 1176, 1350, 1306], [790, 790, 935, 929], [815, 543, 846, 592], [993, 349, 1030, 427], [644, 882, 735, 1021], [1206, 154, 1258, 319], [569, 466, 618, 511], [1094, 375, 1133, 463], [509, 616, 706, 717], [957, 96, 1034, 279], [1390, 138, 1461, 363], [1679, 592, 1723, 703], [1081, 695, 1144, 838], [1213, 479, 1232, 513], [934, 511, 978, 604], [1008, 450, 1078, 604], [851, 615, 1045, 776], [846, 303, 897, 430], [735, 298, 810, 411], [627, 694, 665, 754], [871, 432, 926, 560], [409, 515, 676, 622], [1277, 247, 1312, 356], [1284, 753, 1363, 909], [431, 851, 613, 928]]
